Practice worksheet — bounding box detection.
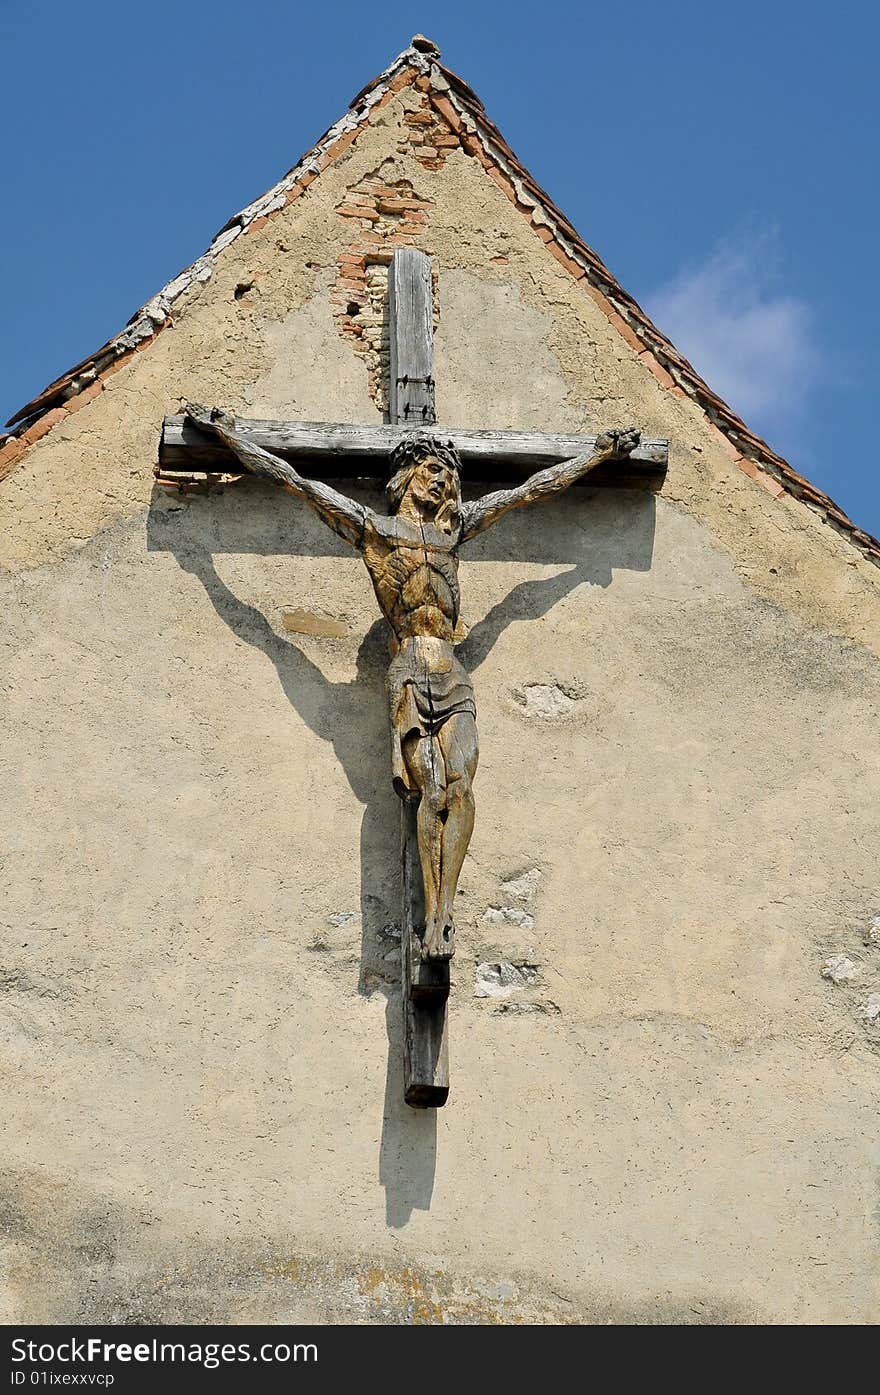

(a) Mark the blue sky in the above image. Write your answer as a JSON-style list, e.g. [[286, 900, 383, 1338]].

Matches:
[[2, 1, 878, 536]]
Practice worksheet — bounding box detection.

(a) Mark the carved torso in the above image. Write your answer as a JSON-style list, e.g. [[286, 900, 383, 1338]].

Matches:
[[362, 513, 461, 643]]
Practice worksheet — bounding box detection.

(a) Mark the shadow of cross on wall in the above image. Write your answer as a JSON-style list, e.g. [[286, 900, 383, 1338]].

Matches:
[[146, 471, 655, 1225]]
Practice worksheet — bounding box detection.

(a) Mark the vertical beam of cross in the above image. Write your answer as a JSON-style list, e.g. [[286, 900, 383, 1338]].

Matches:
[[389, 248, 436, 428], [390, 248, 451, 1108]]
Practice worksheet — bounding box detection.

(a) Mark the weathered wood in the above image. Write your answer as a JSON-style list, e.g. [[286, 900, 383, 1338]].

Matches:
[[401, 799, 449, 1108], [159, 415, 668, 484], [389, 248, 450, 1106], [388, 249, 435, 427]]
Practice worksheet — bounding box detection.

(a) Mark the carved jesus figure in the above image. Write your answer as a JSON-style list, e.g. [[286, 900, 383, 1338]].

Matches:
[[184, 405, 639, 961]]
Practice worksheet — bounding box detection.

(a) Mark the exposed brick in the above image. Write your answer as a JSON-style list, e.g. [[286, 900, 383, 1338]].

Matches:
[[388, 68, 415, 93], [428, 94, 463, 132], [710, 425, 745, 461], [405, 109, 434, 125], [98, 353, 131, 382], [485, 164, 515, 199], [336, 204, 380, 221], [434, 134, 459, 148], [0, 437, 25, 470], [21, 407, 67, 445], [377, 197, 421, 214], [246, 215, 269, 235], [761, 476, 787, 500], [64, 380, 104, 414], [329, 171, 440, 412], [371, 84, 398, 111], [328, 128, 357, 158], [458, 130, 490, 165], [535, 224, 555, 243], [638, 349, 676, 390], [596, 302, 644, 355], [738, 457, 786, 498], [546, 239, 585, 279], [777, 466, 813, 490], [414, 75, 431, 91]]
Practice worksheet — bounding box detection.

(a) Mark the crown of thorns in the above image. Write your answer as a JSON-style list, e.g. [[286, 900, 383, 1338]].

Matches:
[[388, 434, 462, 477]]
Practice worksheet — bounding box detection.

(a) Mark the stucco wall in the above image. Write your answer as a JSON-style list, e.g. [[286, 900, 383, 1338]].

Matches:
[[2, 87, 879, 1324]]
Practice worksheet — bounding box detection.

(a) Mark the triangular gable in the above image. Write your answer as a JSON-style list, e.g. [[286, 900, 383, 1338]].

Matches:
[[2, 35, 877, 566]]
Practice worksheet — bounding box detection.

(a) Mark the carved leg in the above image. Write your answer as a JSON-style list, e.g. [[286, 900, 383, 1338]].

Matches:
[[435, 713, 478, 955], [403, 732, 447, 957]]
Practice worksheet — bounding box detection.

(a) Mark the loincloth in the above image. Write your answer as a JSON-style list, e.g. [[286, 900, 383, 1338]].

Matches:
[[387, 637, 476, 798]]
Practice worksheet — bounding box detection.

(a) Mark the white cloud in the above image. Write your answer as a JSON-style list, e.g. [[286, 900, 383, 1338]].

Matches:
[[644, 232, 818, 430]]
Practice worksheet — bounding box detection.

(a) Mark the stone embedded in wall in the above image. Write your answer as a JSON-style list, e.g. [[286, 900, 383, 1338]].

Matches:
[[477, 868, 543, 966], [482, 905, 534, 931], [474, 961, 540, 998], [512, 682, 578, 720], [500, 868, 543, 902], [819, 924, 880, 1041], [493, 1000, 561, 1016], [858, 994, 880, 1023], [822, 954, 863, 984]]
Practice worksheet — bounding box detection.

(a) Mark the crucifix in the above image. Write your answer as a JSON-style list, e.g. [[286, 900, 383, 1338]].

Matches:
[[158, 249, 667, 1108]]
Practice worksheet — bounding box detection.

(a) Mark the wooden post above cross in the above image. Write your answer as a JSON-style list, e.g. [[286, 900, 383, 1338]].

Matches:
[[157, 249, 668, 1109]]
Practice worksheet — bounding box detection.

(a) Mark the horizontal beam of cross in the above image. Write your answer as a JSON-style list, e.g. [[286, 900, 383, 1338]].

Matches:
[[158, 417, 668, 487]]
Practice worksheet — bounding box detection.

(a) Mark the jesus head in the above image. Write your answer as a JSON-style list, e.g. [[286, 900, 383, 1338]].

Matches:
[[387, 434, 462, 532]]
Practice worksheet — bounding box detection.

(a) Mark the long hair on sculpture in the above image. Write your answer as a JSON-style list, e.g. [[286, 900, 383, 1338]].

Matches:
[[387, 434, 462, 532]]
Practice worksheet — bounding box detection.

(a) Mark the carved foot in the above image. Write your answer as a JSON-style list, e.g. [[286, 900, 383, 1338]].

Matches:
[[422, 918, 455, 962]]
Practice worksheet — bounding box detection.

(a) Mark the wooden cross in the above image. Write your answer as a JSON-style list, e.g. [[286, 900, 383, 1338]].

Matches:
[[158, 249, 668, 1109]]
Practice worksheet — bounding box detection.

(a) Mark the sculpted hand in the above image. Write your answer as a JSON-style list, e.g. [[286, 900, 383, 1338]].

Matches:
[[184, 402, 237, 434], [595, 426, 640, 457]]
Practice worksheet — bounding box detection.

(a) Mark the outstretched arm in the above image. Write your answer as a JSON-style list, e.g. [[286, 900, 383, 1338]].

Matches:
[[459, 427, 640, 543], [185, 403, 369, 550]]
